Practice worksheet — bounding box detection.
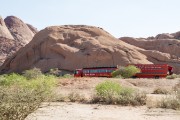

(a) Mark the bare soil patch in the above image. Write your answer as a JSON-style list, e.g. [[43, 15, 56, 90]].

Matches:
[[26, 102, 180, 120]]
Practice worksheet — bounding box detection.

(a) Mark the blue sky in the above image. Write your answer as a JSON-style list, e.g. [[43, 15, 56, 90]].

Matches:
[[1, 0, 180, 38]]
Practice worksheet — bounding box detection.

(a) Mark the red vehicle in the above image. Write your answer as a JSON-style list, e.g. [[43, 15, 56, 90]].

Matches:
[[132, 64, 173, 78], [74, 66, 118, 77]]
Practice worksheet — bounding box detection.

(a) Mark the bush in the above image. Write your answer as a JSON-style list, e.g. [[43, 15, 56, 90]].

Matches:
[[48, 68, 60, 76], [68, 92, 86, 102], [112, 65, 140, 78], [95, 81, 122, 98], [22, 68, 43, 80], [0, 87, 45, 120], [173, 82, 180, 92], [111, 67, 124, 78], [61, 74, 73, 78], [166, 74, 178, 79], [0, 72, 56, 120], [160, 99, 180, 110], [158, 93, 180, 110], [92, 81, 146, 105], [48, 68, 73, 77], [153, 88, 169, 94], [0, 73, 26, 86], [154, 89, 180, 110]]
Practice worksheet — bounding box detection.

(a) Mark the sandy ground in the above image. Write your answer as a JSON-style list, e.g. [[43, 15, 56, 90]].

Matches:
[[26, 77, 180, 120], [26, 102, 180, 120]]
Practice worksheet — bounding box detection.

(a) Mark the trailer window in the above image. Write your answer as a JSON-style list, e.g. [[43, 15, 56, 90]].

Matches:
[[83, 70, 89, 73], [90, 70, 96, 73]]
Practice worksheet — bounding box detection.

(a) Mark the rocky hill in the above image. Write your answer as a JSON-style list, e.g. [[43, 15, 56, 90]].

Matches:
[[4, 16, 35, 45], [120, 36, 180, 73], [0, 16, 38, 65], [1, 25, 179, 74], [0, 16, 14, 39], [27, 24, 38, 34], [0, 37, 23, 65]]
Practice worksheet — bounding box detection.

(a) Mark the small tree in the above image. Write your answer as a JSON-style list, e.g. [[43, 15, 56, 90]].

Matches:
[[112, 65, 140, 78], [23, 68, 43, 80]]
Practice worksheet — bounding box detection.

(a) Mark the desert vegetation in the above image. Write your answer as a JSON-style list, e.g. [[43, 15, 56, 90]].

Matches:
[[152, 88, 169, 94], [149, 82, 180, 110], [0, 67, 180, 120], [91, 81, 146, 105], [157, 90, 180, 110], [0, 68, 56, 120], [166, 74, 180, 79], [111, 65, 140, 78]]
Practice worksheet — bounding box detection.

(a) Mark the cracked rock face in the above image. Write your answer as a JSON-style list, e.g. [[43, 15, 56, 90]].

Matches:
[[1, 25, 179, 74]]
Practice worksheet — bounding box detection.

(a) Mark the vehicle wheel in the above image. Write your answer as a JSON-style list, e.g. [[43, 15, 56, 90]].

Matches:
[[132, 76, 137, 79], [155, 76, 159, 79]]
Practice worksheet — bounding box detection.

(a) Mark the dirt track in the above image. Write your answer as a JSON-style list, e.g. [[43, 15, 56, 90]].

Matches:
[[26, 102, 180, 120]]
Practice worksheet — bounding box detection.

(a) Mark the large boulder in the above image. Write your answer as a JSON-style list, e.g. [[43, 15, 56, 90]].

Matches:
[[155, 33, 174, 39], [0, 37, 23, 65], [171, 31, 180, 40], [4, 16, 35, 45], [0, 16, 37, 65], [1, 25, 179, 74], [0, 25, 152, 73], [120, 37, 180, 73], [27, 24, 38, 34], [0, 16, 14, 39], [120, 37, 180, 57]]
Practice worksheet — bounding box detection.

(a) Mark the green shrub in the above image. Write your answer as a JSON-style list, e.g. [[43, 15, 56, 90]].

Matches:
[[0, 73, 26, 86], [112, 65, 140, 78], [0, 73, 56, 120], [48, 68, 60, 76], [166, 74, 178, 79], [61, 74, 73, 78], [92, 81, 146, 105], [111, 68, 123, 78], [94, 81, 124, 104], [48, 68, 73, 77], [22, 68, 43, 80], [95, 81, 121, 98]]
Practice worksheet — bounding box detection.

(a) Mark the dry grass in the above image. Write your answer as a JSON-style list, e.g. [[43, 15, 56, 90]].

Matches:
[[153, 88, 169, 94]]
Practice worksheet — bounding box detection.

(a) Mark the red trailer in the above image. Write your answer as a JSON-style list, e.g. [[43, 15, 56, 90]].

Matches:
[[74, 67, 117, 77], [132, 64, 173, 78]]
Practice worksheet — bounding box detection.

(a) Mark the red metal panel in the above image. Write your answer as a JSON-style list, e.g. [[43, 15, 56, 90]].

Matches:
[[132, 64, 169, 78]]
